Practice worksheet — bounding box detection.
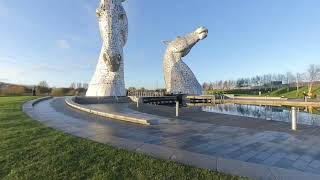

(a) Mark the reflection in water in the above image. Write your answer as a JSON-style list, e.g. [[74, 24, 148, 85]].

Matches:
[[202, 104, 320, 126]]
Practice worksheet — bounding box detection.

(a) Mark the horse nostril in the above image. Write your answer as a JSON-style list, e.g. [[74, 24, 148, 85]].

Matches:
[[116, 54, 122, 64]]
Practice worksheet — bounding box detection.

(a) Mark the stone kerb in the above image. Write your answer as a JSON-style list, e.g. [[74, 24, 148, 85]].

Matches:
[[22, 96, 53, 116], [65, 97, 151, 125]]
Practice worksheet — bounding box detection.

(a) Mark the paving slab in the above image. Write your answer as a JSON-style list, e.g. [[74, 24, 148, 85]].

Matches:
[[23, 97, 320, 180]]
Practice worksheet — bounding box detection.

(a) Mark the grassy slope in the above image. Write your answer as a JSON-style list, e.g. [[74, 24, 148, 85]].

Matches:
[[0, 96, 246, 180], [267, 86, 320, 99], [208, 86, 320, 99], [265, 87, 288, 97]]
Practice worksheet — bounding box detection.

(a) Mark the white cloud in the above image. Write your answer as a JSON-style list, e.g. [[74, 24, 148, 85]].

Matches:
[[56, 39, 71, 49]]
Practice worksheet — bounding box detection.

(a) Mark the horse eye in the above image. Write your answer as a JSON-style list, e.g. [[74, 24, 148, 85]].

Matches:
[[119, 14, 125, 21]]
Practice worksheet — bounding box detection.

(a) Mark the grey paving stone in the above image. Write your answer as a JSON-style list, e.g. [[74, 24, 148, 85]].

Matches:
[[263, 156, 281, 166], [255, 152, 272, 161], [292, 160, 310, 171], [227, 149, 247, 159], [274, 158, 295, 169], [220, 146, 241, 155], [304, 166, 320, 175], [299, 155, 314, 163], [287, 153, 300, 161], [247, 157, 264, 163], [273, 152, 287, 159], [309, 160, 320, 169], [236, 151, 258, 161]]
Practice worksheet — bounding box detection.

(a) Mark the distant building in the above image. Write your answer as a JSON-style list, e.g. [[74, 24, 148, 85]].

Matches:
[[271, 81, 283, 89]]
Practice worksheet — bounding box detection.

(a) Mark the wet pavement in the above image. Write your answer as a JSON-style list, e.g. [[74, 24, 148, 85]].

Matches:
[[28, 97, 320, 177]]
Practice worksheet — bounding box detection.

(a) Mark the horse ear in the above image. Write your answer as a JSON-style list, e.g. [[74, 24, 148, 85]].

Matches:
[[162, 40, 171, 46]]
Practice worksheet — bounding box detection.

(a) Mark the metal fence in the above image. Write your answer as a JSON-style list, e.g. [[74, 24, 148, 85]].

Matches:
[[128, 90, 166, 97]]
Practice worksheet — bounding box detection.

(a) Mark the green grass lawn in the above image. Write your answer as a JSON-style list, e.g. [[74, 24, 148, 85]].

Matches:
[[210, 86, 320, 99], [0, 96, 246, 180], [263, 86, 320, 99]]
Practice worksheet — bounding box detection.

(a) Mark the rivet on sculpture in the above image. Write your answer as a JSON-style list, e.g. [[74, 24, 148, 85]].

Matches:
[[163, 27, 208, 95], [86, 0, 128, 97]]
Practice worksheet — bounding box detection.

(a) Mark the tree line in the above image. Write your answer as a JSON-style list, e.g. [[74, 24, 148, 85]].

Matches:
[[0, 81, 89, 96], [203, 64, 320, 96]]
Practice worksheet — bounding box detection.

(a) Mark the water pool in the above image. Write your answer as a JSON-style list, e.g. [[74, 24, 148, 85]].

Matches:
[[201, 103, 320, 126]]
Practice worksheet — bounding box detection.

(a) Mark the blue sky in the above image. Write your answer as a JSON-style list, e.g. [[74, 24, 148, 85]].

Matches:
[[0, 0, 320, 89]]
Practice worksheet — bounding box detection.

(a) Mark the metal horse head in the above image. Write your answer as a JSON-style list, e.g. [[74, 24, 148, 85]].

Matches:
[[96, 0, 128, 72], [163, 27, 208, 62]]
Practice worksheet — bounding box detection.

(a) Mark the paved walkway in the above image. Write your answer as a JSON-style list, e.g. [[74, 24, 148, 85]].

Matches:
[[25, 97, 320, 179], [130, 104, 320, 136]]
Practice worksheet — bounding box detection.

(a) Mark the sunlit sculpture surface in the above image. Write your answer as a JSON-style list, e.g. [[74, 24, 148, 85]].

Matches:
[[86, 0, 128, 97], [163, 27, 208, 95]]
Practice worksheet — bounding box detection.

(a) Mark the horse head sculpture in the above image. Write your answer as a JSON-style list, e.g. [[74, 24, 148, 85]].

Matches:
[[96, 0, 128, 72], [86, 0, 128, 96], [163, 27, 208, 95]]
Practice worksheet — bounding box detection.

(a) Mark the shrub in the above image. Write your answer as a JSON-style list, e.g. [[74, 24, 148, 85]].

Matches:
[[36, 86, 51, 95], [51, 88, 76, 96], [51, 88, 66, 96], [1, 85, 27, 96]]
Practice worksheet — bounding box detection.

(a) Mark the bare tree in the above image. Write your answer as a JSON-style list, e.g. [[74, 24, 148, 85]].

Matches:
[[38, 81, 49, 88], [76, 83, 82, 89], [70, 82, 76, 89], [306, 64, 320, 95], [286, 72, 295, 92], [202, 82, 209, 91], [295, 73, 304, 97], [83, 83, 89, 89], [223, 81, 228, 90]]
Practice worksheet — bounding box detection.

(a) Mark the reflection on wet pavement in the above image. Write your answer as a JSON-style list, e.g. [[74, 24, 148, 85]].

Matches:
[[202, 104, 320, 126], [30, 98, 320, 175]]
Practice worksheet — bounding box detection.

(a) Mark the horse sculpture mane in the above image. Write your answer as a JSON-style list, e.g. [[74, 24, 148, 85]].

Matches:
[[163, 27, 208, 95], [86, 0, 128, 97]]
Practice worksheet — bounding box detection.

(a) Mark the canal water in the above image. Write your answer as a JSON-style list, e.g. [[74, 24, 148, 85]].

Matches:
[[201, 103, 320, 126]]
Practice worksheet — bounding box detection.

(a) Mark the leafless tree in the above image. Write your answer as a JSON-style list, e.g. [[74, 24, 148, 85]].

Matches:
[[83, 83, 89, 89], [285, 72, 295, 92], [202, 82, 210, 91], [295, 73, 304, 97], [38, 81, 49, 88], [70, 82, 76, 89], [76, 83, 82, 89], [306, 64, 320, 95]]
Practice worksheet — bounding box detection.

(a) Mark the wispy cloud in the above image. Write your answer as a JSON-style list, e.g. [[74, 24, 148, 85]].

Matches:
[[56, 39, 71, 49]]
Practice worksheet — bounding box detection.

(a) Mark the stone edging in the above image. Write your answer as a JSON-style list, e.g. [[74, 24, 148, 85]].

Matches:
[[23, 96, 52, 109], [65, 97, 151, 125], [22, 96, 53, 124]]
